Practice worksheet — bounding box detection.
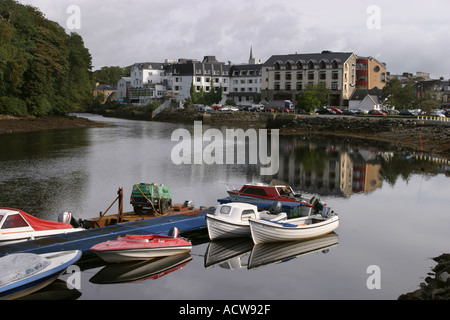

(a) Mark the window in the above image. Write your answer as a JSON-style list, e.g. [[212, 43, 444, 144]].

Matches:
[[296, 82, 303, 91], [308, 61, 315, 69], [220, 206, 231, 215], [332, 82, 338, 90], [285, 82, 291, 90], [308, 72, 315, 80], [241, 209, 256, 221], [297, 72, 303, 80], [274, 62, 281, 70], [285, 72, 292, 80], [274, 72, 281, 80], [320, 72, 326, 80], [297, 62, 303, 69], [241, 187, 268, 197], [1, 214, 29, 229], [285, 62, 292, 70]]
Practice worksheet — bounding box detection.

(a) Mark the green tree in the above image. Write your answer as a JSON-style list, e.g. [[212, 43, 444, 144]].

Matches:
[[296, 83, 329, 111], [382, 78, 415, 109], [0, 0, 93, 116]]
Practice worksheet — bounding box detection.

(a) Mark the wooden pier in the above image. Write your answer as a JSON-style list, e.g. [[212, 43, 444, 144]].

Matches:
[[0, 208, 213, 258]]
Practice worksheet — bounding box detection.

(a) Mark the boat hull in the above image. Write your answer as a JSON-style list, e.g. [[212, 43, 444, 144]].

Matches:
[[93, 246, 192, 263], [0, 250, 82, 300], [206, 214, 250, 240], [250, 215, 339, 244]]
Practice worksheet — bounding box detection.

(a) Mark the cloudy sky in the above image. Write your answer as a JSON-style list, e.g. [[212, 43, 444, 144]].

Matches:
[[18, 0, 450, 79]]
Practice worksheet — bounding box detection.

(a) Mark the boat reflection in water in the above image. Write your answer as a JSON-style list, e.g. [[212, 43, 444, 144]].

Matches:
[[90, 253, 192, 284], [204, 233, 339, 270]]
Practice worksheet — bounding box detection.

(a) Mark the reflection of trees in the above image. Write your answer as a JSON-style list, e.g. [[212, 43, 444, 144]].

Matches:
[[380, 156, 439, 186], [294, 145, 327, 176]]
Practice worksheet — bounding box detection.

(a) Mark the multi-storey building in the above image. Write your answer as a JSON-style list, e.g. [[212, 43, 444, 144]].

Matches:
[[227, 48, 263, 106], [166, 56, 230, 103], [128, 62, 168, 104], [355, 56, 387, 90], [261, 51, 357, 106]]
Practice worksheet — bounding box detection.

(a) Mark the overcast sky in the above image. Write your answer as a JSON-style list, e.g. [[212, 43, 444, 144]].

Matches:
[[17, 0, 450, 79]]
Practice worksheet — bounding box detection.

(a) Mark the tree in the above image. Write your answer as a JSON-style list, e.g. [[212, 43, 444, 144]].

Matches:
[[0, 0, 93, 116], [296, 83, 330, 111], [382, 78, 415, 109]]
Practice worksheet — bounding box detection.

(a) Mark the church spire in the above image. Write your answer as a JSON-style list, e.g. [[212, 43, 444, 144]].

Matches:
[[249, 46, 253, 61]]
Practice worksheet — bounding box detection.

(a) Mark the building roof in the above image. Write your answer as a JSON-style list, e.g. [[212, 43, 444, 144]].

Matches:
[[132, 62, 166, 70], [263, 51, 354, 66], [350, 87, 383, 101]]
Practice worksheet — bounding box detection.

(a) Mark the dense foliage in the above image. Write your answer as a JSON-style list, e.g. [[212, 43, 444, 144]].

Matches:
[[0, 0, 93, 116], [92, 66, 130, 85]]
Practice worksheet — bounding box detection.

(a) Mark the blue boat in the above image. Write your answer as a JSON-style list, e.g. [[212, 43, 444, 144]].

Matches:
[[0, 250, 82, 300]]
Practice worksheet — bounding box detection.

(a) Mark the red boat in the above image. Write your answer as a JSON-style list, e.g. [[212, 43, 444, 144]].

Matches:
[[90, 227, 192, 263], [224, 182, 330, 218]]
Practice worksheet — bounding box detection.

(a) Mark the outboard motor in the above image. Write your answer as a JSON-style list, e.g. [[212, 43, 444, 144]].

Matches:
[[310, 196, 324, 214], [168, 227, 179, 238], [270, 201, 282, 215], [58, 211, 82, 228], [183, 200, 195, 210]]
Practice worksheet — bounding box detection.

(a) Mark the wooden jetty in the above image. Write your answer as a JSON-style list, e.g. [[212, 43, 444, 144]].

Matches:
[[0, 188, 214, 257]]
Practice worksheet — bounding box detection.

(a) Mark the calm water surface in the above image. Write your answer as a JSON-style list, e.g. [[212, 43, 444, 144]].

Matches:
[[0, 113, 449, 300]]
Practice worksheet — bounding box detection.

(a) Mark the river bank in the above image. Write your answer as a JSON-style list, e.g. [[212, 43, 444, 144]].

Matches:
[[154, 110, 450, 160], [0, 114, 109, 134]]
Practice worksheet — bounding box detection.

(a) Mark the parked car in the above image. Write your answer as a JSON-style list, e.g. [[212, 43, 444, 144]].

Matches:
[[368, 110, 387, 115], [430, 110, 446, 118], [317, 108, 335, 115], [398, 109, 416, 116], [329, 107, 343, 114], [343, 109, 356, 116]]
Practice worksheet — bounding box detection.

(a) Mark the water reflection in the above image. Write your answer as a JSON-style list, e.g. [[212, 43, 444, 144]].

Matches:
[[260, 136, 449, 199], [204, 233, 339, 271], [90, 253, 192, 284]]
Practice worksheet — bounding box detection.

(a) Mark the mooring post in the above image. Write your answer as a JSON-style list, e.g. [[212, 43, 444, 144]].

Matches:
[[118, 187, 124, 222]]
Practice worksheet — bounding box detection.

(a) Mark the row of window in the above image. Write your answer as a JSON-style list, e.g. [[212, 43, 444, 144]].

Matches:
[[274, 60, 342, 71], [274, 72, 340, 81], [273, 82, 340, 91]]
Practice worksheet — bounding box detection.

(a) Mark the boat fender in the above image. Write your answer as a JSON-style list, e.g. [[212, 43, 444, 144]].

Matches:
[[168, 227, 179, 238]]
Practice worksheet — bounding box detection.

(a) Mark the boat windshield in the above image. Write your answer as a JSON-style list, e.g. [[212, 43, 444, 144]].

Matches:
[[219, 206, 231, 215]]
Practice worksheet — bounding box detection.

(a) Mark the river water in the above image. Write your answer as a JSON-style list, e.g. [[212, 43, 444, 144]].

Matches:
[[0, 113, 449, 300]]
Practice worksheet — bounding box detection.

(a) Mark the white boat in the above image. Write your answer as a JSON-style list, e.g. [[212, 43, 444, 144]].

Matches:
[[249, 212, 339, 245], [0, 250, 82, 300], [0, 208, 83, 245], [206, 202, 286, 240]]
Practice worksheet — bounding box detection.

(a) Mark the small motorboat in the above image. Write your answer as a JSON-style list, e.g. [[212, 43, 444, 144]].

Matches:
[[249, 211, 339, 244], [206, 202, 287, 240], [0, 250, 82, 300], [90, 227, 192, 263], [0, 208, 83, 245], [222, 181, 331, 218]]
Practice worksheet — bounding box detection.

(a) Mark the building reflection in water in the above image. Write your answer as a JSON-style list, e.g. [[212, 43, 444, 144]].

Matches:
[[262, 136, 448, 199]]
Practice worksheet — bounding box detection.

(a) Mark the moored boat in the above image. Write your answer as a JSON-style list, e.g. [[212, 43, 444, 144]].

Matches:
[[223, 182, 331, 218], [90, 227, 192, 263], [0, 208, 83, 245], [206, 202, 286, 240], [249, 212, 339, 245], [0, 250, 82, 300]]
